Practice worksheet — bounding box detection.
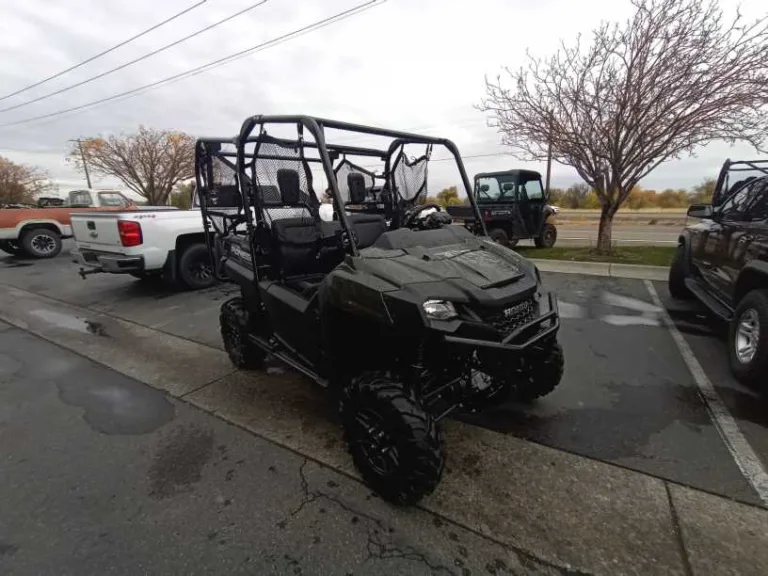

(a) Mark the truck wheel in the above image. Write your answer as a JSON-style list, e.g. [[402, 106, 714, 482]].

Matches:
[[534, 223, 557, 248], [178, 243, 215, 290], [341, 372, 445, 505], [728, 289, 768, 388], [478, 341, 565, 404], [668, 245, 693, 300], [20, 228, 62, 258], [0, 240, 22, 256], [220, 297, 266, 369], [489, 228, 510, 247]]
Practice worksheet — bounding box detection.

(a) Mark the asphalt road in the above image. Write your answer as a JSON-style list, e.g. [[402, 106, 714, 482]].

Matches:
[[1, 244, 766, 509], [1, 322, 537, 576]]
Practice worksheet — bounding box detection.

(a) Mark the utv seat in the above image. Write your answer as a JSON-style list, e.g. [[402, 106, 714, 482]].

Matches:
[[346, 172, 386, 248], [268, 168, 326, 280]]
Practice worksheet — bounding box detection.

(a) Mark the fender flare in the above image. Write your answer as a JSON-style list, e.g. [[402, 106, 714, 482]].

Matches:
[[734, 261, 768, 303], [16, 219, 67, 238]]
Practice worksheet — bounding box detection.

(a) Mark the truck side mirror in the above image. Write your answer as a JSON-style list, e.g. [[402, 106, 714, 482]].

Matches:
[[687, 203, 713, 219]]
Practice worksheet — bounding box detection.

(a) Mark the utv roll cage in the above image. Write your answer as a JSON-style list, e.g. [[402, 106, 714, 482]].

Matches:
[[713, 158, 768, 206], [195, 115, 488, 280]]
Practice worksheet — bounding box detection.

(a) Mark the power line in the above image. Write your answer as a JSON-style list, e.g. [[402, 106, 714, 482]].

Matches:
[[0, 0, 269, 114], [0, 0, 386, 129], [0, 0, 208, 102]]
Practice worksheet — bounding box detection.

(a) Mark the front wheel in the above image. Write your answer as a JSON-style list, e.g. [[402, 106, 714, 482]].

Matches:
[[728, 289, 768, 388], [534, 223, 557, 248], [669, 245, 693, 300], [478, 341, 565, 404], [488, 227, 511, 247], [341, 372, 445, 505], [220, 297, 267, 369]]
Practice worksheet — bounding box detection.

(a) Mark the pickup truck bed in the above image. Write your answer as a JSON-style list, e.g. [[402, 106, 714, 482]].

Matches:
[[71, 208, 216, 290]]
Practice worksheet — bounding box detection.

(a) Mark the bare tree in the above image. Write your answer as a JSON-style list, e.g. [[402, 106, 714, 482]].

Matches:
[[0, 155, 55, 205], [479, 0, 768, 252], [68, 126, 195, 206]]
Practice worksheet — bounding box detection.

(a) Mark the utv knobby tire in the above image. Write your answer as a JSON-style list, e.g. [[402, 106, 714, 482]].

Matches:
[[20, 228, 62, 259], [668, 245, 693, 300], [220, 297, 266, 369], [480, 341, 565, 404], [534, 223, 557, 248], [341, 373, 445, 505], [728, 289, 768, 389]]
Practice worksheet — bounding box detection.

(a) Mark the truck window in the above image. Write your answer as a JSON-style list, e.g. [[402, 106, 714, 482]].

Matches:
[[70, 191, 94, 207], [97, 192, 130, 207], [720, 179, 768, 222]]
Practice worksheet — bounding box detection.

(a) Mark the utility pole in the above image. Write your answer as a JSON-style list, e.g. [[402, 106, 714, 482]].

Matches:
[[69, 138, 92, 188], [544, 140, 552, 194]]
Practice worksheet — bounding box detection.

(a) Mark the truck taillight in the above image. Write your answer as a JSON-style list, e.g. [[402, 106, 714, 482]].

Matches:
[[118, 220, 142, 247]]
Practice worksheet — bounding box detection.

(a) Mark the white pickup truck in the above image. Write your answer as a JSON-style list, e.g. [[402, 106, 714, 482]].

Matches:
[[70, 203, 215, 290]]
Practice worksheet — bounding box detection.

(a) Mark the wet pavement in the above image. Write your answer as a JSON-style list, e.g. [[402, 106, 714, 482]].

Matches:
[[2, 246, 768, 508], [1, 323, 550, 576]]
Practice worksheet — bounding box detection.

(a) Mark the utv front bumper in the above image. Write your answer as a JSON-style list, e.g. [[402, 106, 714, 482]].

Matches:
[[441, 292, 559, 351]]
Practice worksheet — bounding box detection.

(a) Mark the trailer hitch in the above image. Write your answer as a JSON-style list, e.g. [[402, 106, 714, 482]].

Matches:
[[78, 266, 103, 279]]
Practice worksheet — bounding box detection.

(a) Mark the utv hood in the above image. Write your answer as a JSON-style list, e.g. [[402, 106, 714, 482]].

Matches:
[[350, 238, 539, 306]]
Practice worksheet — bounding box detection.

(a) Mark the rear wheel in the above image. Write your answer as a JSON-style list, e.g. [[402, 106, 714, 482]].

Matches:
[[341, 372, 445, 505], [668, 245, 693, 300], [728, 289, 768, 388], [0, 240, 22, 256], [478, 341, 565, 404], [178, 243, 215, 290], [220, 297, 266, 369], [534, 223, 557, 248], [20, 228, 62, 259]]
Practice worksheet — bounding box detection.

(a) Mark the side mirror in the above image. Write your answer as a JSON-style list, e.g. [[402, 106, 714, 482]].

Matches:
[[479, 184, 489, 193], [687, 203, 714, 219]]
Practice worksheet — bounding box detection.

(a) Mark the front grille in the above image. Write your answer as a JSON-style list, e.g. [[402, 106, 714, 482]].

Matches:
[[478, 297, 538, 335]]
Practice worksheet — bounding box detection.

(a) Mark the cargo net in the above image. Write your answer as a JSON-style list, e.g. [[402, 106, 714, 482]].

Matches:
[[392, 152, 428, 201], [250, 140, 318, 226], [334, 160, 374, 203]]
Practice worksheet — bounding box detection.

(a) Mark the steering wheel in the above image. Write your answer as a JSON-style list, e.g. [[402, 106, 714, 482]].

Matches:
[[404, 203, 442, 229]]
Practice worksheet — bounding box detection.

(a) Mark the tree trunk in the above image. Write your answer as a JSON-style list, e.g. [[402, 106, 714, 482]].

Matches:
[[596, 205, 614, 253]]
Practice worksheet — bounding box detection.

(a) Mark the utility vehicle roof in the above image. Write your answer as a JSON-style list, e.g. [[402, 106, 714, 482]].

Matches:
[[475, 170, 542, 180]]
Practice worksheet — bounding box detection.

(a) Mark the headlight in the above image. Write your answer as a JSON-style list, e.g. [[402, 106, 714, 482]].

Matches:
[[422, 299, 458, 320]]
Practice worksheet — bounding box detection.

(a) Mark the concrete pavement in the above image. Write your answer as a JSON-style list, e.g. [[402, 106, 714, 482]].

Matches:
[[2, 278, 768, 574]]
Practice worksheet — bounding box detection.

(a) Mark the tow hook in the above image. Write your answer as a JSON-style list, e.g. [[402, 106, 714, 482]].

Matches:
[[78, 266, 103, 279]]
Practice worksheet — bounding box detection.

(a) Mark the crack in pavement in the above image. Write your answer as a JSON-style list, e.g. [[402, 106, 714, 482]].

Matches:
[[286, 458, 457, 575]]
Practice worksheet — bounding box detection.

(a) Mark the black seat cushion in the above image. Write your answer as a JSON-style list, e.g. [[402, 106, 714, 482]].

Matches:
[[347, 172, 367, 204], [277, 169, 301, 205], [348, 213, 387, 249]]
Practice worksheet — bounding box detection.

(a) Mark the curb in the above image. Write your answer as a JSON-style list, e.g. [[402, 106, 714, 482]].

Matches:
[[530, 258, 668, 281]]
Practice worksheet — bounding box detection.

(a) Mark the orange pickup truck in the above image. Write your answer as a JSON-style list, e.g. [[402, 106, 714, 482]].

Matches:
[[0, 189, 134, 258]]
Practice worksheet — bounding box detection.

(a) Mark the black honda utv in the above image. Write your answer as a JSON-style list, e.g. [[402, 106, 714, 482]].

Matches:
[[195, 116, 564, 505]]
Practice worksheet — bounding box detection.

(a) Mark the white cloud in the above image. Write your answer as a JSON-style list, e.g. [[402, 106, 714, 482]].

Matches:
[[0, 0, 764, 198]]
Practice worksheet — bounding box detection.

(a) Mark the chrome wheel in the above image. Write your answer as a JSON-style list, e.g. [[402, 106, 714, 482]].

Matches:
[[735, 309, 760, 364], [31, 234, 56, 255]]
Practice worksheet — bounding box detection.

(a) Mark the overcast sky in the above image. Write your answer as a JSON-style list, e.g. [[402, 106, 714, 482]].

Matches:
[[0, 0, 764, 199]]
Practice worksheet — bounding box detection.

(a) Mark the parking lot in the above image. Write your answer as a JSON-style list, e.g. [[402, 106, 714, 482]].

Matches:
[[2, 243, 768, 574], [3, 242, 767, 506]]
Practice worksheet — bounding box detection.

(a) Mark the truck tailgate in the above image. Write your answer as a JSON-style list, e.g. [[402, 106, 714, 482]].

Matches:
[[71, 213, 123, 249]]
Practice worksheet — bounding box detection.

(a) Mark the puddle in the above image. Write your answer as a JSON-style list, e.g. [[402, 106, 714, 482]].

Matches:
[[57, 377, 175, 435], [29, 309, 91, 333]]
